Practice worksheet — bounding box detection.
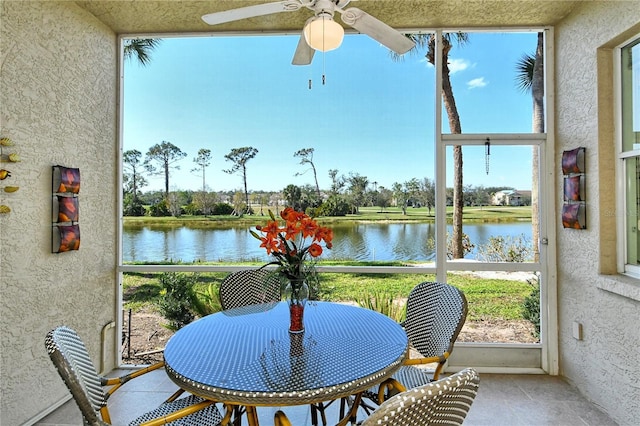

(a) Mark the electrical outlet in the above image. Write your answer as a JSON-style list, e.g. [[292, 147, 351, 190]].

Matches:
[[572, 321, 583, 340]]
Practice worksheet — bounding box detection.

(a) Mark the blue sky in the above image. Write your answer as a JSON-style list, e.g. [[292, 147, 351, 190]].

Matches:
[[123, 31, 537, 193]]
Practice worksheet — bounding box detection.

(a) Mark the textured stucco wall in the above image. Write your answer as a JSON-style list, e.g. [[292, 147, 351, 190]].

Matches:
[[555, 2, 640, 424], [0, 2, 118, 424]]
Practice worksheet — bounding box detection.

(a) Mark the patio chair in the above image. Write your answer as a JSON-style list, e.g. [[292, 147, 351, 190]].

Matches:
[[219, 268, 282, 310], [362, 281, 468, 410], [45, 325, 223, 426], [219, 268, 282, 424], [317, 281, 468, 423], [275, 368, 480, 426]]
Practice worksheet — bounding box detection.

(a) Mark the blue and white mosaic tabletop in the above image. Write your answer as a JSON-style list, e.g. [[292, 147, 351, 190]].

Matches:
[[164, 301, 408, 406]]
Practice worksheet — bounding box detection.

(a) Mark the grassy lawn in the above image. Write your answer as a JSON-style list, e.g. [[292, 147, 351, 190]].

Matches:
[[123, 269, 536, 323], [123, 205, 531, 228]]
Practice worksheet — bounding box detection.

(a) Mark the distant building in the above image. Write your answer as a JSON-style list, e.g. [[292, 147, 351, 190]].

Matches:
[[492, 189, 532, 206]]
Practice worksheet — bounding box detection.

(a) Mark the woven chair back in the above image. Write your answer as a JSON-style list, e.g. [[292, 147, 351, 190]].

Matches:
[[361, 367, 480, 425], [404, 281, 468, 360], [45, 326, 108, 425], [219, 269, 282, 310]]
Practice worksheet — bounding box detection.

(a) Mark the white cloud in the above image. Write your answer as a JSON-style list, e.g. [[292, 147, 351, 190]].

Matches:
[[467, 77, 488, 89], [448, 58, 470, 74]]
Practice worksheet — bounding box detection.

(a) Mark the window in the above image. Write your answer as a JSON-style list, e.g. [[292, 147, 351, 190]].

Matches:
[[119, 30, 550, 360], [618, 36, 640, 277]]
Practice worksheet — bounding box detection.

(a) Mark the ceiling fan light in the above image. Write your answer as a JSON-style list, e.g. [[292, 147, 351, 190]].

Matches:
[[303, 16, 344, 52]]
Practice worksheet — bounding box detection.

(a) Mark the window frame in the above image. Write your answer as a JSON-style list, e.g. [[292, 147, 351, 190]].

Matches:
[[117, 27, 556, 374], [616, 34, 640, 278]]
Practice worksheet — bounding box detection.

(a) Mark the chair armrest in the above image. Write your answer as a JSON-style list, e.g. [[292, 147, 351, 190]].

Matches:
[[139, 400, 216, 426], [403, 354, 448, 366], [275, 410, 293, 426], [377, 378, 406, 404], [102, 361, 165, 394], [403, 352, 450, 380]]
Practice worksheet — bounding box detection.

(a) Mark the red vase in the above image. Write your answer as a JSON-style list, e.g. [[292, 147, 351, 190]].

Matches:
[[289, 302, 305, 332], [284, 280, 309, 333]]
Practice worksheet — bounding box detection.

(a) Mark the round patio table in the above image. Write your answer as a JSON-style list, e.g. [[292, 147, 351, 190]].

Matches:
[[163, 301, 408, 426]]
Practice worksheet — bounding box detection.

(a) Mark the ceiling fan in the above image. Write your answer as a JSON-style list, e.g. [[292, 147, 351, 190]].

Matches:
[[201, 0, 415, 65]]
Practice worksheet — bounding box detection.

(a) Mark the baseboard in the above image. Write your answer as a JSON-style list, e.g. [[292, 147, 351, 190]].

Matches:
[[21, 394, 72, 426]]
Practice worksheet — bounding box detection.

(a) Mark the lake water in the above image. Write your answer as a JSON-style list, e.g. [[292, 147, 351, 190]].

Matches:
[[122, 222, 532, 263]]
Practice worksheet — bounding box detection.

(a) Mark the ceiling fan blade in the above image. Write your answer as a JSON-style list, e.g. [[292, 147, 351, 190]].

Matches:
[[292, 32, 315, 65], [339, 7, 415, 55], [202, 0, 302, 25]]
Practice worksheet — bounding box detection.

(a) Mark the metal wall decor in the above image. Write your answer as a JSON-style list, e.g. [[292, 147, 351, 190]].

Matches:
[[561, 147, 586, 229], [0, 137, 20, 213], [52, 165, 80, 252]]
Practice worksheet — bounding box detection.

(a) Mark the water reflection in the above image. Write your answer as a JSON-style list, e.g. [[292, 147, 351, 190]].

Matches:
[[122, 222, 532, 263]]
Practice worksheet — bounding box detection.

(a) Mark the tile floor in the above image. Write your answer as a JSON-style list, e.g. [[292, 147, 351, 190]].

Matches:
[[36, 370, 616, 426]]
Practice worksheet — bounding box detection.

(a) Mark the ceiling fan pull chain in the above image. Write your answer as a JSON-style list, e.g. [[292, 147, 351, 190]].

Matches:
[[322, 50, 326, 85], [485, 138, 491, 175]]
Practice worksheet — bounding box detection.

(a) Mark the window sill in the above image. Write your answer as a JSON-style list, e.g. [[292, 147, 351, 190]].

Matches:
[[597, 274, 640, 301]]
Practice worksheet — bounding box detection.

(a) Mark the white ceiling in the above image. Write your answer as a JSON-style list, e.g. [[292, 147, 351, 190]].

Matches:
[[75, 0, 582, 35]]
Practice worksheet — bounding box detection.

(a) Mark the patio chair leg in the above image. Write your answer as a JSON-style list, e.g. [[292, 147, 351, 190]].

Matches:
[[339, 397, 348, 419], [311, 402, 329, 426], [320, 406, 328, 425], [336, 393, 362, 426], [246, 406, 259, 426], [231, 405, 245, 426]]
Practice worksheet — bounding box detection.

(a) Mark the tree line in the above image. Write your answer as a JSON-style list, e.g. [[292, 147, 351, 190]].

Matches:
[[122, 142, 522, 217]]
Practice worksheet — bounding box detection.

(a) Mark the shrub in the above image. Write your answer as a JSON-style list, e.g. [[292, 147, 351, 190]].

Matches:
[[318, 196, 349, 217], [426, 232, 475, 259], [522, 274, 541, 338], [476, 234, 533, 262], [123, 201, 146, 217], [305, 206, 322, 218], [355, 291, 407, 323], [212, 202, 234, 215], [192, 283, 222, 317], [183, 202, 202, 216], [148, 199, 170, 217], [123, 193, 146, 216], [156, 272, 197, 330], [447, 232, 475, 260]]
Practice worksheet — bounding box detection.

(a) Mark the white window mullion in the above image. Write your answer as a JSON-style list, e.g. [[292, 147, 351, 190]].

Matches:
[[435, 30, 447, 282]]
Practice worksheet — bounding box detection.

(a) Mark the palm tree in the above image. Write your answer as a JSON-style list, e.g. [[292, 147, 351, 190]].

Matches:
[[223, 147, 258, 214], [516, 32, 544, 262], [192, 148, 212, 192], [346, 173, 369, 214], [399, 33, 468, 258], [123, 149, 147, 202], [123, 38, 161, 66], [294, 148, 322, 198], [392, 182, 409, 215], [283, 184, 303, 211], [144, 141, 187, 197]]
